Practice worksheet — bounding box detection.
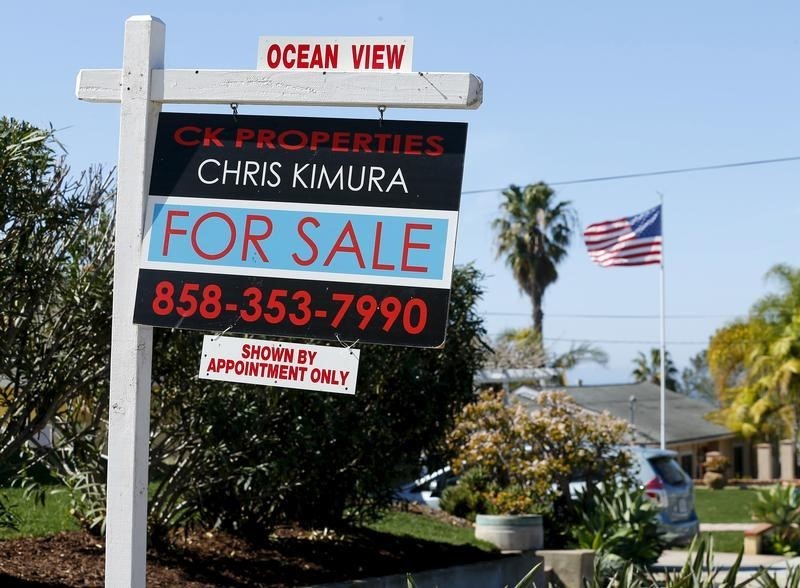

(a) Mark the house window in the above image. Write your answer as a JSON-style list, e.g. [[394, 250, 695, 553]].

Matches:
[[733, 445, 744, 478], [680, 453, 694, 478]]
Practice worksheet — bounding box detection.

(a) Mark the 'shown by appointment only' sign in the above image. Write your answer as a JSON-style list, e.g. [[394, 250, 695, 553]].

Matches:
[[133, 112, 467, 347], [200, 336, 359, 394]]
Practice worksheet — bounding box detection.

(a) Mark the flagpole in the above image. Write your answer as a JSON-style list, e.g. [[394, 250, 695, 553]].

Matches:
[[659, 194, 666, 450]]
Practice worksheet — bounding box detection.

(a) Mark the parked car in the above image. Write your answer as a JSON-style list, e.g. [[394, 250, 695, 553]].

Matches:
[[395, 466, 456, 510], [396, 445, 699, 544], [627, 446, 700, 544]]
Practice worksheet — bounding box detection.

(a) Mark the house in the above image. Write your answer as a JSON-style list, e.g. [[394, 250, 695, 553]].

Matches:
[[474, 367, 561, 391], [511, 382, 745, 480]]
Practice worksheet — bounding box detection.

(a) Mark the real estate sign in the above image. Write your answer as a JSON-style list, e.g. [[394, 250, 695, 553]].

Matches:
[[133, 112, 467, 347]]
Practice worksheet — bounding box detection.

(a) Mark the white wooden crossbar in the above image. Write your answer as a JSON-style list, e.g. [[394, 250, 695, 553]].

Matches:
[[76, 69, 483, 109]]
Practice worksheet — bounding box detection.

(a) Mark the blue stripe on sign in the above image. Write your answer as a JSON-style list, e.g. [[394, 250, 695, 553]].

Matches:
[[146, 202, 449, 281]]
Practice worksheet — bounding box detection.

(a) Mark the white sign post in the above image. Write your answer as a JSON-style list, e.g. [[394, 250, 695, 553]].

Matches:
[[77, 14, 482, 588]]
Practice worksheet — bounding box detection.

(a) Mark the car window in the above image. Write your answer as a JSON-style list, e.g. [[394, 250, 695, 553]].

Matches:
[[649, 456, 686, 485]]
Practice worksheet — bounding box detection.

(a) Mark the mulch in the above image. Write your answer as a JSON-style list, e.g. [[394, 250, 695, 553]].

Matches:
[[0, 505, 502, 587]]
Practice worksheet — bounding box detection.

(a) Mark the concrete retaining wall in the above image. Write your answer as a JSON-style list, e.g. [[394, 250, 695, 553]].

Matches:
[[313, 552, 544, 588]]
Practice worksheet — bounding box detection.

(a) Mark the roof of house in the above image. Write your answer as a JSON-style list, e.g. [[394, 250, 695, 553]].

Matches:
[[512, 382, 732, 446], [474, 368, 559, 388]]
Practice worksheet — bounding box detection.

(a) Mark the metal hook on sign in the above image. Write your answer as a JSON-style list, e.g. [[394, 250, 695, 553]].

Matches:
[[335, 332, 360, 356], [212, 324, 233, 342], [230, 102, 239, 123], [377, 105, 386, 128]]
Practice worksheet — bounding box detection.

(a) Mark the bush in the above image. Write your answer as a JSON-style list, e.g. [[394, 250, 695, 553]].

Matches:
[[50, 265, 490, 541], [751, 483, 800, 555], [439, 468, 493, 521], [445, 389, 631, 518], [570, 484, 665, 578], [0, 117, 114, 467]]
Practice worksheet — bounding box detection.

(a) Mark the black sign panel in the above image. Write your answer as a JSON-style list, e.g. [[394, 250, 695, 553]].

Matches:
[[149, 112, 467, 211], [134, 269, 449, 347]]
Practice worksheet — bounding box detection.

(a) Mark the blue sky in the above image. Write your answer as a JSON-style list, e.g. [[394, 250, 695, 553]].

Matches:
[[2, 2, 798, 385]]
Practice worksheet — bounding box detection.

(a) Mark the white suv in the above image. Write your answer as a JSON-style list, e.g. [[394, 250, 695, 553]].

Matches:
[[397, 445, 700, 545], [628, 446, 700, 544]]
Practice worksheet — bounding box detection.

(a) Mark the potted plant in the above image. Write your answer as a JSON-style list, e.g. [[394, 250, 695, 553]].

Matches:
[[702, 451, 730, 489], [443, 389, 632, 551]]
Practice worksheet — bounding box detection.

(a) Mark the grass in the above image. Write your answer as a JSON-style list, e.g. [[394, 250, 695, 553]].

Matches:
[[693, 486, 759, 523], [676, 486, 763, 553], [0, 486, 494, 554], [0, 487, 77, 539], [696, 531, 744, 553], [365, 511, 496, 551], [0, 482, 766, 556]]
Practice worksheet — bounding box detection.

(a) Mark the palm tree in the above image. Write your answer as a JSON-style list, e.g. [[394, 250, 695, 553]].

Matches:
[[631, 348, 681, 392], [492, 182, 576, 338], [487, 327, 607, 385], [707, 264, 800, 441], [749, 311, 800, 441], [751, 264, 800, 324], [680, 350, 716, 405]]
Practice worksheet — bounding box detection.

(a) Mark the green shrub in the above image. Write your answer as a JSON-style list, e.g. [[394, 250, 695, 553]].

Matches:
[[0, 494, 19, 531], [47, 265, 490, 542], [570, 484, 665, 578], [751, 483, 800, 555], [439, 468, 493, 520]]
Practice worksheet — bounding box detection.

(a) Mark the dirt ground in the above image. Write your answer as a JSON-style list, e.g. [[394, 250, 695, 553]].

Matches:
[[0, 505, 501, 587]]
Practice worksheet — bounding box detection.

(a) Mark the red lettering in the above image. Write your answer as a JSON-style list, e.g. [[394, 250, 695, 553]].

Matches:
[[331, 132, 350, 152], [371, 222, 395, 270], [324, 221, 365, 268], [309, 45, 322, 68], [325, 44, 338, 68], [242, 215, 272, 262], [425, 135, 445, 156], [297, 43, 310, 68], [386, 45, 405, 69], [374, 133, 392, 153], [404, 134, 423, 155], [351, 44, 367, 69], [401, 223, 432, 273], [278, 130, 308, 150], [173, 126, 201, 147], [266, 44, 281, 69], [310, 131, 331, 150], [257, 129, 276, 149], [191, 212, 236, 260], [283, 44, 296, 68], [372, 45, 385, 69], [203, 127, 224, 147], [235, 128, 255, 148], [352, 133, 372, 153], [292, 217, 320, 266], [162, 209, 189, 255]]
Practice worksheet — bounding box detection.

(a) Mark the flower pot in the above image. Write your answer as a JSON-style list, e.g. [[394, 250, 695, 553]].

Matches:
[[474, 514, 543, 551], [703, 470, 727, 489]]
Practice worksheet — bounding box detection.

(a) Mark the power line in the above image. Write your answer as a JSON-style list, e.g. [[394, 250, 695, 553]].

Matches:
[[462, 155, 800, 195], [542, 338, 707, 346], [483, 311, 734, 320]]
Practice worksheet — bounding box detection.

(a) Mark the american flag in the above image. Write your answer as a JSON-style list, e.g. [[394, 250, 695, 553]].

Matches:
[[583, 205, 662, 267]]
